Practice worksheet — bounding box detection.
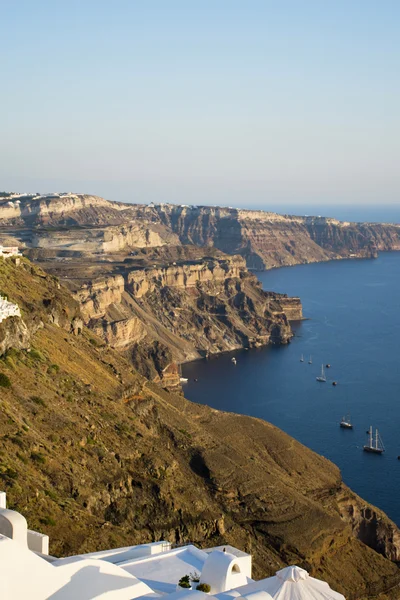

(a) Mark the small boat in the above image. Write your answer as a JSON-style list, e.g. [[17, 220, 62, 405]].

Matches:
[[180, 377, 188, 384], [231, 357, 237, 365], [363, 426, 385, 454], [332, 381, 337, 386], [326, 364, 331, 368], [316, 364, 327, 382], [308, 355, 312, 364], [300, 354, 304, 362], [340, 414, 353, 429]]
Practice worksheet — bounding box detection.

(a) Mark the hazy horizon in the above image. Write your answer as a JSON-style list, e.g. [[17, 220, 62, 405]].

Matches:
[[2, 1, 399, 208]]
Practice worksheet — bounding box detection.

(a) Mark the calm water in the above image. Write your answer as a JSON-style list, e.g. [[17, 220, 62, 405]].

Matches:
[[182, 252, 400, 525]]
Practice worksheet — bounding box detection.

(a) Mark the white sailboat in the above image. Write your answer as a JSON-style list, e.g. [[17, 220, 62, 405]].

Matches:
[[340, 414, 353, 429], [363, 426, 385, 454], [300, 354, 304, 362], [316, 364, 326, 382], [178, 364, 188, 383], [308, 355, 312, 364], [231, 357, 237, 365]]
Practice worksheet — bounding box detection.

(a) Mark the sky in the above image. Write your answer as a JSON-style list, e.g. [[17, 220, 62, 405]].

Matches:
[[1, 1, 400, 210]]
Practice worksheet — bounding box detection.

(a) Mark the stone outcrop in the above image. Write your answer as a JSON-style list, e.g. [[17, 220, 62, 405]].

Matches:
[[68, 255, 299, 383], [0, 316, 31, 356], [126, 256, 244, 298]]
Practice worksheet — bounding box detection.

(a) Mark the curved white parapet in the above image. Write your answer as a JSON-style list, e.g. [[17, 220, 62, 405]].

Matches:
[[200, 551, 248, 594], [0, 508, 28, 546]]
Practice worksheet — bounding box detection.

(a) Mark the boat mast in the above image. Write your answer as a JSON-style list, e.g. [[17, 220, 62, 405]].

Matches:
[[369, 426, 373, 448], [375, 429, 379, 450]]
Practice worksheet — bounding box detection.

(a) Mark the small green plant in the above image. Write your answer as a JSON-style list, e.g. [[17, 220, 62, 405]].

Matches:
[[178, 575, 191, 589], [31, 452, 46, 464], [40, 516, 56, 526], [196, 584, 211, 593], [30, 348, 45, 362], [0, 373, 11, 388], [31, 396, 46, 407]]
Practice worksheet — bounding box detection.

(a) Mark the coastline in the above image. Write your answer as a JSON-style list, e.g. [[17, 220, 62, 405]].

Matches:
[[181, 252, 400, 529]]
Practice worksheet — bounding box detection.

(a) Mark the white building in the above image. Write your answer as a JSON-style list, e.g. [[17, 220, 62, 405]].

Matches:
[[0, 245, 21, 258], [0, 296, 21, 324], [0, 492, 346, 600]]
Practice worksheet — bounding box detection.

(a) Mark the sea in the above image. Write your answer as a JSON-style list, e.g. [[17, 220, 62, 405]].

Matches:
[[182, 238, 400, 525]]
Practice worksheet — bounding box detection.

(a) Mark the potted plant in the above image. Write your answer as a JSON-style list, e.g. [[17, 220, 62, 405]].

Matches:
[[196, 583, 211, 593], [190, 571, 200, 584], [176, 575, 192, 591]]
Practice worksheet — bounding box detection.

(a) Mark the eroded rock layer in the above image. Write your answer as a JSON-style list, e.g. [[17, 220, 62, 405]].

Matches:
[[67, 253, 301, 384], [1, 194, 400, 271]]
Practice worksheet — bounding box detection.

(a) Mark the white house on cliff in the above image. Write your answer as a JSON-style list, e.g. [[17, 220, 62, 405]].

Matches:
[[0, 491, 345, 600]]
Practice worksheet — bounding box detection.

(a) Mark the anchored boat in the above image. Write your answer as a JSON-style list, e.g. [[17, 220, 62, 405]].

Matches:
[[316, 364, 327, 382], [363, 426, 385, 454], [340, 415, 353, 429]]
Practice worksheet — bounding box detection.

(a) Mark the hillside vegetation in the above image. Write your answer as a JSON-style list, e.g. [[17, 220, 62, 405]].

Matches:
[[0, 257, 400, 599]]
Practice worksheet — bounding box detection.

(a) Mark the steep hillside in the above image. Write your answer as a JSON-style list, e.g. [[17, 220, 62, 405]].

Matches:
[[0, 257, 400, 599]]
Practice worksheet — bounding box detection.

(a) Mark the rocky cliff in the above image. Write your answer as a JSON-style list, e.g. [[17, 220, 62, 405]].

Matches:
[[69, 254, 301, 384], [152, 205, 400, 269], [0, 257, 400, 599], [2, 194, 400, 271]]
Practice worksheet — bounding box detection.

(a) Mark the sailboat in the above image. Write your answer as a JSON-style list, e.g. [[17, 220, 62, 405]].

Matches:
[[300, 354, 304, 362], [363, 426, 385, 454], [308, 355, 312, 364], [231, 357, 237, 365], [340, 414, 353, 429], [178, 363, 188, 383], [316, 364, 326, 382]]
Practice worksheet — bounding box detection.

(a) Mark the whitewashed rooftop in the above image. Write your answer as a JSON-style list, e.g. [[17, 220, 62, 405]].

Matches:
[[0, 491, 345, 600]]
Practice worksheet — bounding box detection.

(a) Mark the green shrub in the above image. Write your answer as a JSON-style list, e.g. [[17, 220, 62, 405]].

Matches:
[[0, 373, 11, 388], [31, 452, 46, 464], [178, 575, 191, 589], [31, 396, 46, 407], [30, 348, 45, 362], [40, 516, 56, 526], [196, 584, 211, 593]]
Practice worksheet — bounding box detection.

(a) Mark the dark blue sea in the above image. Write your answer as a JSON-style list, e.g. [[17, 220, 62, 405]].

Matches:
[[182, 252, 400, 525]]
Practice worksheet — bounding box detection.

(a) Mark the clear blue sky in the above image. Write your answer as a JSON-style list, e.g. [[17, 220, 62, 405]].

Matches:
[[1, 0, 399, 208]]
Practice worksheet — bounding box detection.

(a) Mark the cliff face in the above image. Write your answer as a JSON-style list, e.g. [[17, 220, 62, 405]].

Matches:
[[152, 205, 400, 269], [2, 194, 400, 272], [0, 258, 400, 599], [0, 193, 128, 226], [72, 255, 299, 384]]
